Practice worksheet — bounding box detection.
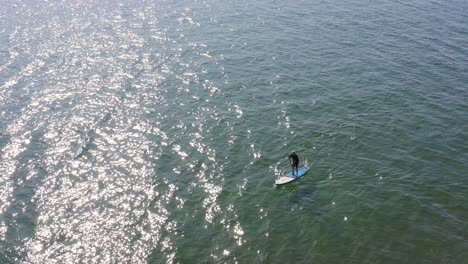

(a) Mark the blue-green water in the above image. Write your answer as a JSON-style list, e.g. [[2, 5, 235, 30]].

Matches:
[[1, 0, 467, 263]]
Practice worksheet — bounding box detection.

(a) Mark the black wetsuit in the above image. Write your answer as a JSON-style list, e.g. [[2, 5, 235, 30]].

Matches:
[[289, 152, 299, 176]]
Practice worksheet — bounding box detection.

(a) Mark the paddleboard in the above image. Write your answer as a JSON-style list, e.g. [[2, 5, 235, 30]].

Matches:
[[275, 166, 310, 185]]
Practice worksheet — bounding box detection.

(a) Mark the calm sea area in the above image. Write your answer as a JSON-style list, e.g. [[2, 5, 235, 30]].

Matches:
[[0, 0, 467, 263]]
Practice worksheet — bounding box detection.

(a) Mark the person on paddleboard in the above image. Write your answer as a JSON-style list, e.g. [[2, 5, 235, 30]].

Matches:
[[288, 152, 299, 176]]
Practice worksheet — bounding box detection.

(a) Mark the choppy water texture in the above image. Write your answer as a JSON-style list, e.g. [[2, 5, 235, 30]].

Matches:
[[1, 0, 467, 263]]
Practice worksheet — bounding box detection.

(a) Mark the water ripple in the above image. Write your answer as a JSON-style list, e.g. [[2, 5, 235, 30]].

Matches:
[[1, 0, 467, 263]]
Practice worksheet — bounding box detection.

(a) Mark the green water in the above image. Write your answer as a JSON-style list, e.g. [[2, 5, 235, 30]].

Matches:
[[0, 0, 467, 263]]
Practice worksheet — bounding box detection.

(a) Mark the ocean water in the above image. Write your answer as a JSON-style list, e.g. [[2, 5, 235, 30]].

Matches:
[[0, 0, 467, 263]]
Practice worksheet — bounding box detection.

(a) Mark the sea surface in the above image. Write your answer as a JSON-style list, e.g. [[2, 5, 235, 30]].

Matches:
[[0, 0, 467, 263]]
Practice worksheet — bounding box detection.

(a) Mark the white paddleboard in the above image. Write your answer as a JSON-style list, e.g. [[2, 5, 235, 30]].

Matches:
[[275, 166, 310, 185]]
